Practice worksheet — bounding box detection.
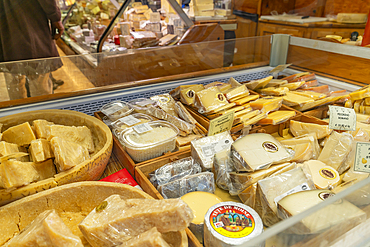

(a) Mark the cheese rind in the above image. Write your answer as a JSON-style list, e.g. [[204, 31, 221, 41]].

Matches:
[[289, 120, 332, 139], [2, 122, 36, 146]]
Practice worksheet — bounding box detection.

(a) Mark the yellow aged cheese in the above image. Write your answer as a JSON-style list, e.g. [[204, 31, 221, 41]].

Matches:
[[2, 122, 36, 146], [0, 141, 19, 157], [280, 81, 306, 90], [208, 102, 236, 114], [242, 112, 267, 126], [365, 97, 370, 105], [50, 137, 90, 172], [280, 134, 320, 159], [4, 209, 83, 247], [245, 76, 273, 90], [29, 139, 54, 163], [234, 107, 253, 118], [204, 82, 232, 93], [32, 159, 56, 180], [33, 120, 54, 139], [249, 97, 283, 113], [259, 87, 289, 96], [170, 84, 195, 98], [195, 87, 228, 113], [228, 77, 241, 87], [291, 91, 327, 100], [224, 85, 249, 101], [284, 142, 313, 162], [266, 79, 288, 88], [350, 88, 370, 101], [303, 160, 340, 189], [238, 110, 260, 122], [258, 111, 296, 125], [231, 94, 259, 105], [293, 96, 344, 112], [180, 84, 205, 105], [353, 100, 363, 113], [238, 183, 257, 207], [289, 120, 332, 139], [118, 227, 171, 247], [282, 92, 314, 107], [47, 125, 95, 153], [356, 113, 370, 124], [0, 160, 39, 189]]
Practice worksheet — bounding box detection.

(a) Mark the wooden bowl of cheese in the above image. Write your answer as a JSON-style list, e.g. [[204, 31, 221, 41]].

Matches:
[[0, 109, 113, 206], [0, 181, 188, 246]]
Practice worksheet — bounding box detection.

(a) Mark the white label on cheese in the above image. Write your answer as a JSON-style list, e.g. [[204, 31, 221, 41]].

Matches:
[[274, 182, 310, 205], [329, 105, 356, 131], [119, 115, 141, 126], [102, 104, 122, 116], [136, 99, 156, 107], [201, 139, 232, 158], [133, 123, 153, 134], [354, 142, 370, 173]]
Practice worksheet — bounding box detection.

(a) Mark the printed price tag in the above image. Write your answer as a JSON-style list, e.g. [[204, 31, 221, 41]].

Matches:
[[133, 123, 153, 134], [354, 142, 370, 173], [101, 104, 122, 116], [274, 183, 310, 205], [328, 105, 356, 131], [208, 111, 235, 136], [119, 115, 141, 126], [136, 99, 156, 107]]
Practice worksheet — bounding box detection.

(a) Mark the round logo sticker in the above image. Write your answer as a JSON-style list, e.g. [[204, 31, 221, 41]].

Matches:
[[186, 89, 195, 99], [318, 191, 342, 204], [216, 93, 226, 102], [262, 141, 278, 153], [159, 96, 170, 104], [210, 206, 255, 239], [319, 168, 336, 180]]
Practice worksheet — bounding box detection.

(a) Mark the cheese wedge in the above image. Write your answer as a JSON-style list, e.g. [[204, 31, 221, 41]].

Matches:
[[204, 82, 232, 93], [2, 122, 36, 146], [291, 91, 327, 100], [280, 81, 306, 90], [170, 85, 195, 98], [195, 87, 228, 113], [50, 137, 90, 172], [33, 119, 54, 139], [249, 97, 283, 113], [180, 84, 205, 105], [245, 76, 273, 90], [301, 79, 319, 88], [242, 113, 267, 126], [348, 128, 370, 142], [280, 134, 320, 159], [231, 95, 259, 105], [259, 87, 289, 96], [0, 141, 19, 157], [79, 196, 193, 247], [282, 92, 314, 107], [350, 88, 370, 101], [228, 77, 241, 87], [234, 107, 253, 118], [32, 159, 56, 180], [284, 142, 313, 162], [150, 94, 179, 117], [303, 160, 340, 189], [258, 111, 296, 125], [117, 227, 171, 247], [282, 72, 310, 82], [0, 160, 39, 189], [266, 79, 288, 88], [238, 183, 257, 208], [208, 102, 236, 114], [293, 96, 343, 112], [227, 92, 251, 102], [289, 120, 332, 139], [29, 139, 54, 163], [4, 210, 83, 247], [301, 85, 329, 94], [238, 110, 260, 122], [224, 85, 249, 100]]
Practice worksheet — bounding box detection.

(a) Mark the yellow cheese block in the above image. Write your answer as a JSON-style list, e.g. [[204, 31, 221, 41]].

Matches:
[[50, 137, 90, 172], [266, 79, 288, 88], [238, 110, 260, 122], [284, 142, 313, 162], [280, 134, 321, 159], [231, 95, 259, 105], [204, 82, 232, 93], [353, 100, 363, 113], [245, 76, 273, 90], [259, 87, 289, 96], [356, 113, 370, 123], [206, 105, 245, 119], [249, 97, 283, 113], [208, 102, 236, 114], [350, 88, 370, 101], [303, 160, 340, 189], [180, 84, 205, 105], [0, 141, 19, 157], [364, 97, 370, 105], [0, 160, 39, 189], [243, 113, 267, 126], [33, 119, 54, 139], [170, 84, 195, 98], [345, 99, 353, 108], [195, 87, 228, 113], [29, 139, 54, 163], [290, 120, 332, 139], [32, 159, 56, 180], [228, 77, 241, 87], [280, 81, 306, 90], [2, 122, 36, 146], [228, 92, 251, 102], [282, 92, 314, 107], [293, 96, 343, 112], [257, 111, 296, 125], [359, 105, 370, 114], [234, 107, 253, 118], [224, 85, 249, 101], [291, 91, 327, 100]]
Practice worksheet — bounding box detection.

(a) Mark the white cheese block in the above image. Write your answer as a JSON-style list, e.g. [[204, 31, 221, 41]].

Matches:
[[277, 190, 366, 234], [303, 160, 340, 189], [231, 133, 291, 172]]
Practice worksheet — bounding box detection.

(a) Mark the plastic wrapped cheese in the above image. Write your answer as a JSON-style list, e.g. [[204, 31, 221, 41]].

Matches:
[[280, 134, 321, 159], [282, 92, 314, 107], [284, 142, 313, 163], [213, 149, 234, 191], [259, 87, 289, 96], [116, 227, 170, 247], [180, 84, 205, 105], [111, 113, 153, 133], [195, 87, 229, 113], [128, 98, 157, 114], [150, 94, 179, 117], [303, 160, 340, 189], [101, 101, 134, 121], [257, 111, 296, 125], [249, 97, 283, 113], [79, 196, 193, 247], [224, 85, 249, 101], [290, 120, 332, 139]]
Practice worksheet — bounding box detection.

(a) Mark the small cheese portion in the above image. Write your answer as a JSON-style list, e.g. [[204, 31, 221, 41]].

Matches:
[[0, 160, 39, 189], [258, 111, 296, 125], [2, 122, 36, 146], [5, 209, 83, 247], [0, 141, 19, 156], [303, 160, 340, 189], [266, 79, 288, 88], [318, 132, 353, 174], [224, 85, 249, 101], [282, 92, 314, 107], [117, 227, 171, 247], [204, 82, 231, 93], [32, 159, 56, 180], [79, 196, 193, 247], [280, 81, 306, 90], [180, 84, 205, 105], [228, 77, 241, 87], [249, 97, 283, 113], [238, 183, 257, 208], [356, 113, 370, 124], [234, 107, 253, 118], [280, 134, 320, 159], [238, 110, 260, 122], [293, 96, 343, 112], [50, 137, 90, 172], [245, 76, 273, 90], [290, 120, 332, 139], [231, 133, 291, 172], [231, 95, 259, 105], [195, 87, 228, 113], [350, 88, 370, 101], [47, 125, 95, 153], [291, 91, 327, 100], [285, 142, 313, 162], [208, 102, 236, 114], [29, 139, 54, 163], [259, 87, 289, 96], [242, 112, 267, 126], [33, 119, 54, 139], [277, 190, 366, 234]]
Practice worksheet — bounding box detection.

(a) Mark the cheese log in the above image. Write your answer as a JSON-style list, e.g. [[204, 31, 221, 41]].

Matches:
[[33, 119, 54, 139], [318, 132, 353, 174], [289, 120, 332, 139], [257, 111, 296, 125], [0, 141, 19, 156], [224, 85, 249, 101], [50, 137, 90, 172], [303, 160, 340, 189], [32, 159, 56, 180], [4, 209, 83, 247], [291, 91, 327, 100], [117, 227, 171, 247], [280, 134, 320, 159], [282, 92, 314, 107], [79, 196, 193, 247], [194, 87, 228, 113], [350, 88, 370, 101], [2, 122, 36, 146], [259, 87, 289, 96], [179, 84, 204, 105], [249, 97, 283, 113], [231, 95, 259, 105], [29, 139, 54, 163], [0, 160, 39, 189], [280, 81, 306, 90], [256, 167, 315, 226], [231, 133, 291, 172], [245, 76, 273, 90], [277, 190, 366, 234]]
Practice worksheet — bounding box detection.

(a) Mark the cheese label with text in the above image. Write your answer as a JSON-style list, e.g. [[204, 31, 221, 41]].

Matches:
[[133, 123, 153, 134], [208, 111, 235, 136], [354, 142, 370, 173], [119, 115, 141, 126], [328, 105, 356, 131]]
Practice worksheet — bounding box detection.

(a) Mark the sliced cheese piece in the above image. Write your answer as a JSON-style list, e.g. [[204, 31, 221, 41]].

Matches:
[[292, 90, 327, 100], [29, 139, 54, 163], [359, 105, 370, 114], [231, 133, 291, 172], [150, 94, 178, 117], [79, 196, 193, 247], [208, 105, 246, 119], [234, 107, 253, 118], [238, 110, 259, 122], [289, 120, 332, 139], [282, 72, 310, 82], [350, 87, 370, 101], [228, 77, 241, 87], [228, 92, 250, 102], [242, 112, 267, 126], [282, 92, 314, 107], [318, 132, 353, 174], [231, 95, 259, 105], [353, 100, 363, 113], [195, 87, 228, 113], [280, 81, 306, 90], [0, 160, 39, 189], [224, 85, 249, 101], [249, 97, 283, 113], [356, 113, 370, 124], [50, 137, 90, 172], [5, 209, 83, 247], [293, 96, 344, 112], [301, 85, 330, 94], [345, 99, 353, 108], [33, 119, 54, 139], [170, 85, 195, 98], [257, 110, 296, 125], [259, 87, 289, 96], [365, 97, 370, 105], [290, 73, 316, 83], [301, 79, 319, 88], [245, 76, 273, 90], [280, 134, 320, 159], [179, 84, 205, 105], [303, 160, 340, 189], [266, 79, 288, 88], [204, 82, 232, 93], [2, 122, 36, 146], [0, 141, 19, 157], [32, 159, 56, 180], [284, 142, 313, 162], [277, 190, 366, 234], [176, 134, 202, 147], [117, 227, 171, 247], [208, 102, 236, 114]]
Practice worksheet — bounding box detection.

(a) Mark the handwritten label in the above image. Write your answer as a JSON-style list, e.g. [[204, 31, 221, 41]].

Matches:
[[328, 105, 356, 131], [354, 142, 370, 173], [119, 115, 141, 126], [208, 111, 235, 136], [133, 123, 153, 134]]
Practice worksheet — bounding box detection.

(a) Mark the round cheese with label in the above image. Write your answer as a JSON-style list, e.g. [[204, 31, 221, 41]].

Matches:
[[303, 160, 340, 189], [204, 202, 263, 247]]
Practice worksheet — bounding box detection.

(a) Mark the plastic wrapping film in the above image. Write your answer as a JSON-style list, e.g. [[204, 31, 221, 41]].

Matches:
[[231, 133, 293, 172], [100, 101, 134, 121], [78, 195, 194, 247], [255, 167, 316, 227], [158, 172, 215, 199], [191, 131, 234, 171], [145, 105, 194, 135], [5, 209, 83, 247], [300, 160, 341, 190], [280, 134, 321, 160], [149, 157, 202, 188], [174, 102, 198, 125], [212, 149, 235, 191], [150, 94, 179, 117], [194, 86, 229, 114], [111, 113, 153, 133], [116, 227, 170, 247], [355, 113, 370, 124], [347, 127, 370, 141], [127, 98, 157, 114], [289, 120, 333, 139]]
